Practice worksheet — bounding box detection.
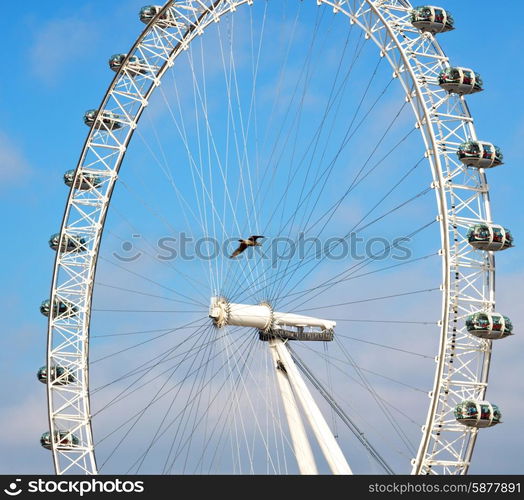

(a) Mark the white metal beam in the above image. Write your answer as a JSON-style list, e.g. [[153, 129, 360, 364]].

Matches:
[[273, 339, 352, 475]]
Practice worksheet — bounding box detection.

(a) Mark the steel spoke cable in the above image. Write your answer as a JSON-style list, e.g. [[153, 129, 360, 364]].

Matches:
[[270, 142, 423, 301], [272, 15, 357, 235], [334, 336, 417, 455], [94, 281, 203, 307], [248, 110, 417, 304], [222, 6, 329, 299], [266, 28, 370, 300], [134, 318, 219, 473], [333, 318, 436, 326], [233, 41, 390, 302], [268, 73, 397, 245], [102, 225, 209, 301], [259, 1, 305, 153], [268, 44, 381, 298], [134, 110, 204, 233], [115, 328, 256, 472], [178, 318, 227, 473], [94, 321, 214, 425], [269, 103, 416, 301], [162, 65, 241, 256], [241, 211, 435, 311], [187, 43, 217, 293], [96, 323, 247, 453], [206, 336, 293, 474], [91, 322, 212, 401], [164, 335, 292, 473], [273, 182, 433, 305], [92, 327, 184, 339], [98, 255, 207, 308], [276, 252, 438, 302], [98, 324, 217, 471], [218, 334, 297, 473], [291, 342, 421, 460], [174, 27, 258, 299], [289, 346, 395, 474], [295, 341, 423, 430], [134, 94, 213, 287], [215, 327, 257, 473], [253, 5, 327, 201], [217, 13, 264, 293], [91, 325, 227, 396], [192, 336, 283, 474], [275, 219, 436, 312], [166, 325, 252, 474], [90, 316, 208, 365], [254, 31, 369, 294], [336, 333, 434, 359], [299, 345, 430, 392], [294, 287, 439, 313], [93, 330, 237, 442]]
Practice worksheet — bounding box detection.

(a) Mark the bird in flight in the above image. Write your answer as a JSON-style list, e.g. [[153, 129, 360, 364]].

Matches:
[[230, 235, 265, 258]]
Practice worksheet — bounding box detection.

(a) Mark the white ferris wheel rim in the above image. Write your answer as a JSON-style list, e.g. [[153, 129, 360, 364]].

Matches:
[[45, 0, 498, 475]]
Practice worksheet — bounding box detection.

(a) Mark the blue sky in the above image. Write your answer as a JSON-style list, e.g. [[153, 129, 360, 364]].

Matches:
[[0, 0, 523, 475]]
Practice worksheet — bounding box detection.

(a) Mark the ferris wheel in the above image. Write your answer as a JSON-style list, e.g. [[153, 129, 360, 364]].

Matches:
[[39, 0, 515, 475]]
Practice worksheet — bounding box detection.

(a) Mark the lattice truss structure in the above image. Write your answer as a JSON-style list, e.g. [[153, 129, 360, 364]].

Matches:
[[46, 0, 499, 474]]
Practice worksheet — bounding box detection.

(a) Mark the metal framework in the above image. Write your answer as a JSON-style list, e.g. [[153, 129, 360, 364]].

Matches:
[[45, 0, 501, 474]]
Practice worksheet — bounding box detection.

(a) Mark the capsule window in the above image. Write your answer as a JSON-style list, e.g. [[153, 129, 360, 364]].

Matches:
[[475, 226, 490, 240], [492, 315, 502, 330], [480, 404, 490, 419], [462, 70, 473, 85], [434, 9, 444, 23], [469, 142, 480, 154], [477, 313, 489, 328], [492, 227, 503, 242]]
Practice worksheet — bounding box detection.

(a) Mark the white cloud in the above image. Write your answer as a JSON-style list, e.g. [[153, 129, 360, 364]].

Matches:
[[29, 16, 96, 85], [0, 131, 31, 189]]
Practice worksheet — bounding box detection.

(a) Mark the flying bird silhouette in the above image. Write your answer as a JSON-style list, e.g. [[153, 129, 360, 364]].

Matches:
[[230, 235, 265, 258]]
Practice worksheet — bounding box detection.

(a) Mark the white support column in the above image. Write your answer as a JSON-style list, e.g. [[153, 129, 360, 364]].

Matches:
[[268, 339, 318, 475], [273, 339, 352, 475]]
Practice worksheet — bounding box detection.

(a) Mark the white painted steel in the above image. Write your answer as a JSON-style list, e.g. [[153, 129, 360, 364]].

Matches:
[[45, 0, 502, 475], [268, 339, 319, 475], [209, 297, 336, 331], [273, 339, 352, 475]]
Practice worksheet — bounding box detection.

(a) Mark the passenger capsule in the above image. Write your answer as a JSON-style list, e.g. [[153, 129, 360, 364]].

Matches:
[[139, 5, 176, 26], [457, 140, 503, 168], [438, 67, 483, 95], [410, 6, 454, 33], [37, 366, 75, 385], [139, 5, 161, 23], [40, 431, 79, 450], [48, 233, 87, 253], [39, 298, 78, 318], [63, 169, 102, 190], [108, 53, 148, 76], [467, 224, 513, 251], [454, 400, 501, 428], [466, 312, 513, 340], [83, 109, 123, 130]]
